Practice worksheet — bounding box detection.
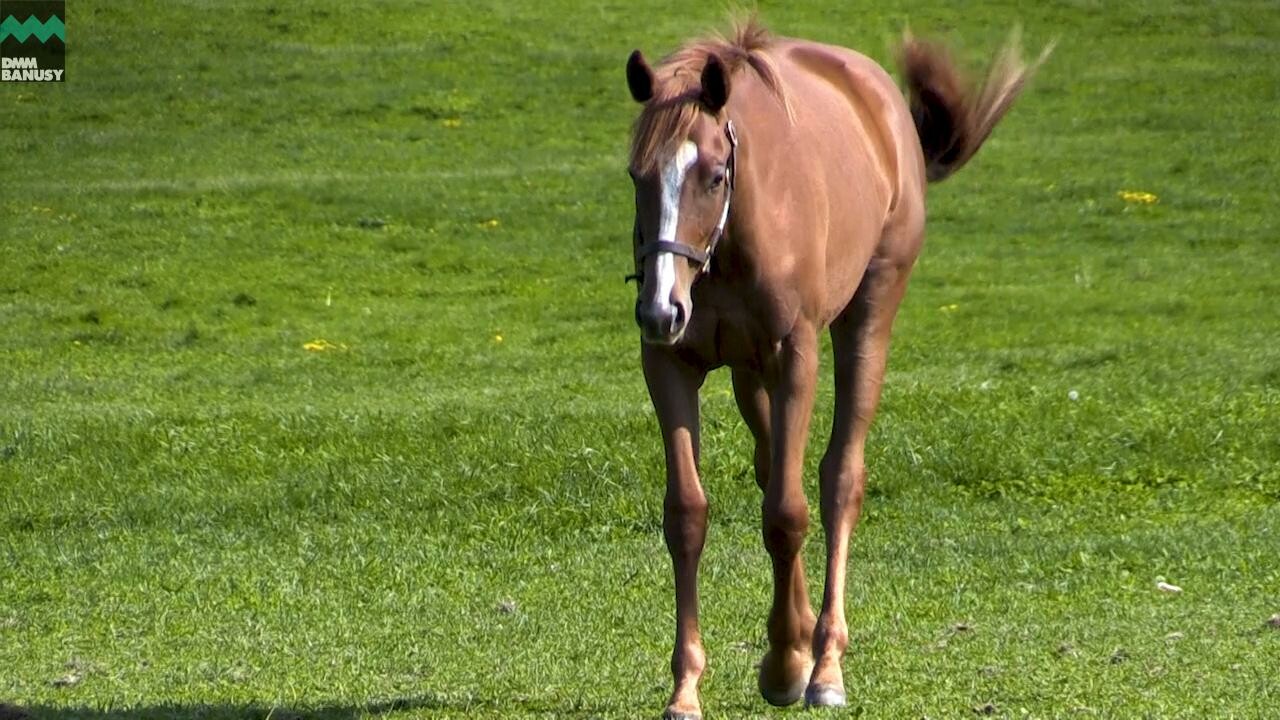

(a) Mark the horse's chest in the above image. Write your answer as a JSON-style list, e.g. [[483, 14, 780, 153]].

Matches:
[[685, 289, 786, 373], [709, 314, 762, 369]]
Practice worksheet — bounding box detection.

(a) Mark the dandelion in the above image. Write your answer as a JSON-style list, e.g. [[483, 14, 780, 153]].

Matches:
[[441, 118, 462, 128], [1118, 190, 1158, 204], [940, 303, 959, 312], [303, 339, 347, 352], [480, 219, 499, 228], [493, 334, 503, 343]]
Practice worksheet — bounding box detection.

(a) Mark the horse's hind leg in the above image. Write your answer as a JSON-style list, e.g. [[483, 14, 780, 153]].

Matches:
[[806, 257, 913, 707], [732, 368, 817, 705], [643, 346, 709, 720], [730, 368, 771, 495], [737, 327, 821, 707]]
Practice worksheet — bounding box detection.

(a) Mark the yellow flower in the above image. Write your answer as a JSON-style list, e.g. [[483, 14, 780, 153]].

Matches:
[[494, 334, 504, 343], [1118, 190, 1158, 204], [940, 304, 959, 312], [441, 118, 462, 128], [303, 338, 346, 352], [480, 219, 499, 228]]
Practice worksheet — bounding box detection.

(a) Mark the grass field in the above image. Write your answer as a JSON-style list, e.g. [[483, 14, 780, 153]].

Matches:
[[2, 1, 1279, 718]]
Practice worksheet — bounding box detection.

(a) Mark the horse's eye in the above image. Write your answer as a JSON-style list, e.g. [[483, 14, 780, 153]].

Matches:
[[709, 171, 725, 189]]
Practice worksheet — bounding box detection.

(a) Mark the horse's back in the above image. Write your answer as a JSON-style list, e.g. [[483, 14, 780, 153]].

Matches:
[[764, 38, 926, 318], [777, 39, 924, 196]]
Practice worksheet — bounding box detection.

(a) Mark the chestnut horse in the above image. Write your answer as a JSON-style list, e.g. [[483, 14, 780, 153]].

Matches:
[[624, 18, 1045, 719]]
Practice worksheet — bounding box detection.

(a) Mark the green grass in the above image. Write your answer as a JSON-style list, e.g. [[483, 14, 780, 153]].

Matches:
[[2, 1, 1279, 718]]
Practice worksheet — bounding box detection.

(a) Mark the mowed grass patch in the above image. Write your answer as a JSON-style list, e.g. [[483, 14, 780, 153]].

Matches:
[[2, 0, 1279, 718]]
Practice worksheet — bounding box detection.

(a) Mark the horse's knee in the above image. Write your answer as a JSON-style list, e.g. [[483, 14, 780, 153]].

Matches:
[[762, 496, 809, 558], [664, 486, 708, 557]]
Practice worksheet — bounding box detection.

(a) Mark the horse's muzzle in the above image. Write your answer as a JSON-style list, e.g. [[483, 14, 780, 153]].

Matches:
[[636, 297, 690, 345]]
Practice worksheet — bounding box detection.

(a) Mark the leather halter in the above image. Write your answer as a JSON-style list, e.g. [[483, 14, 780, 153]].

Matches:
[[627, 120, 738, 283]]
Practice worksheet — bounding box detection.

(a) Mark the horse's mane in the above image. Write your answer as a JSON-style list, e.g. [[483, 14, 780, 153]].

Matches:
[[629, 17, 792, 175]]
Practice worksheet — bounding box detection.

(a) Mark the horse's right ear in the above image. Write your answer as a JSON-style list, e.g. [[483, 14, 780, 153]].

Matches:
[[627, 50, 654, 103]]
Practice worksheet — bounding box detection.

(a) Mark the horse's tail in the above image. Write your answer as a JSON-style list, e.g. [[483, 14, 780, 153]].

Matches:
[[898, 29, 1051, 183]]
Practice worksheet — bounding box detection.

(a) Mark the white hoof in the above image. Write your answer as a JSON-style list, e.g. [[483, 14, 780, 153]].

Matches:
[[804, 684, 847, 708]]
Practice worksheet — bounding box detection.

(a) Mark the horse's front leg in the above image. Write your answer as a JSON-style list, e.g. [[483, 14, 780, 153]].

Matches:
[[758, 324, 820, 706], [806, 262, 912, 707], [642, 344, 709, 720]]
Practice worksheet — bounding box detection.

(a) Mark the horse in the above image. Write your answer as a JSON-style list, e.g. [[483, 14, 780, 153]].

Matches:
[[623, 17, 1045, 719]]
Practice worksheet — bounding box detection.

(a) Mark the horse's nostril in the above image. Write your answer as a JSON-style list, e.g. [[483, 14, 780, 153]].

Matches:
[[636, 298, 689, 343], [673, 302, 688, 330]]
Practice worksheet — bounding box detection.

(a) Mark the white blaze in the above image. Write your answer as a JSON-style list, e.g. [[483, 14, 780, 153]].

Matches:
[[654, 141, 699, 310]]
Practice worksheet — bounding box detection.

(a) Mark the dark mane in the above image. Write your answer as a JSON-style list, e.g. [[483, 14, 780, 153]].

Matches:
[[629, 17, 792, 174]]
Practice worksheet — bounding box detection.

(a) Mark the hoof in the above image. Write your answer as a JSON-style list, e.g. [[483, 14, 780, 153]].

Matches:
[[804, 683, 847, 708], [760, 683, 806, 708], [662, 710, 701, 720], [758, 657, 812, 707]]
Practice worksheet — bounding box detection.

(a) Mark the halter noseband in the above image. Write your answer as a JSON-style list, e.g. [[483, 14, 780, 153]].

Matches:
[[626, 120, 738, 284]]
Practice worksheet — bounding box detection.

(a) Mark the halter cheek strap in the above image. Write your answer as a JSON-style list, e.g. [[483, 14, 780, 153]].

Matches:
[[627, 120, 738, 283], [702, 119, 737, 269]]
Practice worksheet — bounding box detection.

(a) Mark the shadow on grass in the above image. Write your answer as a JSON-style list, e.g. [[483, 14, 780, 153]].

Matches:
[[0, 695, 635, 719]]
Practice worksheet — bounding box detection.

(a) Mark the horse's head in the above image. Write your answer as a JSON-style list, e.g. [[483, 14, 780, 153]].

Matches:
[[626, 50, 737, 346]]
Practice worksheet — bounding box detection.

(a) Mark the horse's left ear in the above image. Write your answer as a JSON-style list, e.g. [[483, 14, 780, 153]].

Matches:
[[700, 55, 730, 113]]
